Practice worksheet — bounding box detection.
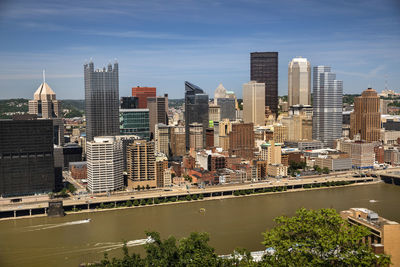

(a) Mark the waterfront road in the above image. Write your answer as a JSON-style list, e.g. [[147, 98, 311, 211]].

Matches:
[[0, 173, 384, 213]]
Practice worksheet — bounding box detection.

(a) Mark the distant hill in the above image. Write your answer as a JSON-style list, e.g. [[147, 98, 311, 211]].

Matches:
[[169, 98, 184, 108], [61, 99, 85, 111], [0, 99, 85, 119]]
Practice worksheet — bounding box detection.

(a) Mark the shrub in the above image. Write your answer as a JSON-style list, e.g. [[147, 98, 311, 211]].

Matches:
[[233, 190, 240, 196], [133, 199, 139, 206], [147, 199, 153, 205], [199, 194, 204, 200], [126, 200, 133, 207], [140, 199, 147, 206]]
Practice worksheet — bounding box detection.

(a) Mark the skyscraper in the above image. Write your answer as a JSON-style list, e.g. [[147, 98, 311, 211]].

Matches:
[[288, 57, 311, 106], [147, 94, 168, 139], [228, 122, 255, 160], [184, 81, 209, 150], [84, 61, 120, 141], [87, 136, 123, 193], [350, 88, 381, 142], [28, 76, 64, 146], [217, 98, 236, 121], [127, 140, 156, 189], [250, 52, 278, 115], [0, 119, 55, 197], [312, 66, 343, 147], [243, 81, 265, 126], [132, 86, 156, 108]]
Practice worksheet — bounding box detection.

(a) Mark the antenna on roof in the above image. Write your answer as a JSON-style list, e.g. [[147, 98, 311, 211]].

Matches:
[[43, 69, 46, 83]]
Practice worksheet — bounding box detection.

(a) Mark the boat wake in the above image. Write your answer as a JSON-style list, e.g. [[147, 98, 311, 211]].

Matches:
[[369, 199, 379, 203], [94, 237, 154, 252], [24, 219, 91, 231]]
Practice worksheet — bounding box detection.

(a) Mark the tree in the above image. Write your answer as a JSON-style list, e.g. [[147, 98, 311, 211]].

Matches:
[[133, 199, 139, 206], [140, 199, 147, 206], [146, 184, 150, 190], [67, 183, 77, 194], [262, 208, 391, 266], [136, 185, 141, 191], [314, 165, 322, 174], [322, 167, 330, 174]]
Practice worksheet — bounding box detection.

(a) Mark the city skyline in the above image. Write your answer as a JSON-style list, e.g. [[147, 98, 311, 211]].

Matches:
[[0, 0, 399, 99]]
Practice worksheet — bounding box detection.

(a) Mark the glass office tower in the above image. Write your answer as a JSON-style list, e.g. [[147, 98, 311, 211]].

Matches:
[[312, 66, 343, 148], [84, 61, 120, 141], [184, 81, 209, 150]]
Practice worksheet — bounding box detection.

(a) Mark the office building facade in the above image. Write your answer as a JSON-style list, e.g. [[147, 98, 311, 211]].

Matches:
[[243, 81, 265, 126], [217, 98, 236, 121], [147, 94, 168, 139], [0, 119, 55, 197], [84, 61, 120, 141], [312, 66, 343, 147], [228, 122, 255, 160], [184, 81, 209, 149], [350, 88, 381, 142], [127, 140, 156, 188], [28, 80, 64, 146], [120, 97, 139, 109], [288, 57, 311, 106], [87, 137, 124, 193], [250, 52, 278, 115], [189, 123, 204, 150], [132, 86, 156, 108], [119, 109, 150, 140]]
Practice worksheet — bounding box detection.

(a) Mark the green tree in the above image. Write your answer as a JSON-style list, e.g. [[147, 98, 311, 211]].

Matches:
[[126, 200, 132, 207], [146, 184, 150, 190], [136, 185, 141, 191], [322, 167, 330, 174], [67, 183, 77, 194], [140, 199, 147, 206], [314, 165, 322, 174], [133, 199, 139, 206], [262, 208, 391, 266]]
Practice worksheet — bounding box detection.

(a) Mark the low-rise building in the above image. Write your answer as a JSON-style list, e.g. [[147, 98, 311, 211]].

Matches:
[[340, 208, 400, 267], [267, 164, 288, 177]]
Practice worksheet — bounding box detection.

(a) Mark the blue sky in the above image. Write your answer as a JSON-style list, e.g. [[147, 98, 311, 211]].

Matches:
[[0, 0, 399, 99]]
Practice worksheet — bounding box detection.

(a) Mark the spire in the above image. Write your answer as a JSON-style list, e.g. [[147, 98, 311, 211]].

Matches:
[[43, 69, 46, 83]]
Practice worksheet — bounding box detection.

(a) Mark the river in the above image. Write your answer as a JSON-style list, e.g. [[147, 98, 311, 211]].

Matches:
[[0, 183, 399, 267]]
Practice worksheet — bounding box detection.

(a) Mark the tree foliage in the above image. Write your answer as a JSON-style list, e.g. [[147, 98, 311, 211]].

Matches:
[[262, 208, 391, 266]]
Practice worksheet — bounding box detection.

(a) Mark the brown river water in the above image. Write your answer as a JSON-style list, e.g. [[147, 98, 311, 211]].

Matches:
[[0, 182, 399, 267]]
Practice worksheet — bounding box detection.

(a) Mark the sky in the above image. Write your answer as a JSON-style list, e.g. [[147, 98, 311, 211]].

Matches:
[[0, 0, 399, 99]]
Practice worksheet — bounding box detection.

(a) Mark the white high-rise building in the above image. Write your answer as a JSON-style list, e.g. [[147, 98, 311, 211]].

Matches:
[[87, 136, 123, 193], [288, 57, 311, 106], [312, 66, 343, 148], [243, 81, 265, 126]]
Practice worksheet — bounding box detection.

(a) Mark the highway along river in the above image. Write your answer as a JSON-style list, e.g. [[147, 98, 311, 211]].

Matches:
[[0, 182, 399, 267]]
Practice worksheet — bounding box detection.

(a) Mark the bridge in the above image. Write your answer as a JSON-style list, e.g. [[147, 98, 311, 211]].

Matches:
[[379, 172, 400, 186]]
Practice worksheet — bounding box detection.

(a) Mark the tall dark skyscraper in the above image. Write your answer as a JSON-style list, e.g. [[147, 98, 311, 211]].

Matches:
[[0, 119, 55, 197], [184, 81, 209, 150], [84, 61, 120, 141], [250, 52, 278, 116]]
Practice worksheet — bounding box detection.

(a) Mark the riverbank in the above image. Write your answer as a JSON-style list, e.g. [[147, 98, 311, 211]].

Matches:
[[0, 179, 380, 221]]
